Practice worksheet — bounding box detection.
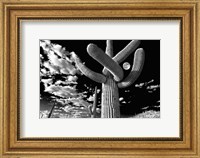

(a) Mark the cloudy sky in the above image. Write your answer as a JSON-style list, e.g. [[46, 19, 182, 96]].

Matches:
[[40, 40, 160, 118]]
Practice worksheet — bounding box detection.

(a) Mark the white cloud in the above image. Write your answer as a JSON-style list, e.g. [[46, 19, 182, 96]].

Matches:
[[55, 80, 77, 85], [41, 68, 47, 74], [40, 54, 44, 59], [40, 40, 51, 52], [65, 56, 72, 63], [148, 79, 154, 84], [45, 85, 61, 93], [52, 44, 62, 56], [53, 109, 62, 112], [43, 62, 60, 74], [61, 105, 73, 112], [47, 50, 77, 75], [147, 85, 160, 89], [87, 95, 94, 102], [48, 51, 58, 64], [70, 51, 77, 60], [135, 82, 145, 88], [67, 97, 90, 107], [55, 80, 64, 85], [68, 75, 78, 82], [75, 100, 89, 107], [52, 44, 70, 58], [55, 99, 66, 105], [44, 85, 79, 99], [62, 86, 76, 93], [41, 79, 53, 85], [40, 41, 93, 115]]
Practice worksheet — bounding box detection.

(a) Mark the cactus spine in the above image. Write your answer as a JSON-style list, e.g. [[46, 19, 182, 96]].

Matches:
[[74, 40, 145, 118]]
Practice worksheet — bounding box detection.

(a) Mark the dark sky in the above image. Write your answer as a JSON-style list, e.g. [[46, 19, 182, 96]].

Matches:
[[50, 40, 160, 81]]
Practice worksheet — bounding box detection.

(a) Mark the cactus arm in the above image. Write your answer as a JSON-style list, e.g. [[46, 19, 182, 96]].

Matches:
[[103, 40, 113, 76], [87, 44, 124, 82], [103, 40, 140, 75], [118, 48, 145, 88], [73, 53, 106, 83], [105, 40, 113, 57], [114, 40, 141, 64]]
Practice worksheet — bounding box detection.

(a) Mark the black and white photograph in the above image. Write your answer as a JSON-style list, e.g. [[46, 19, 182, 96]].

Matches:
[[40, 40, 160, 118]]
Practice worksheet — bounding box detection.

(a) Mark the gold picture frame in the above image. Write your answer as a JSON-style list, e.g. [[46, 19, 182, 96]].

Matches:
[[0, 0, 199, 157]]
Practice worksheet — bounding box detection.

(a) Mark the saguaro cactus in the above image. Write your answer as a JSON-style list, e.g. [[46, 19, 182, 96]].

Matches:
[[73, 40, 145, 118], [88, 86, 98, 118]]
